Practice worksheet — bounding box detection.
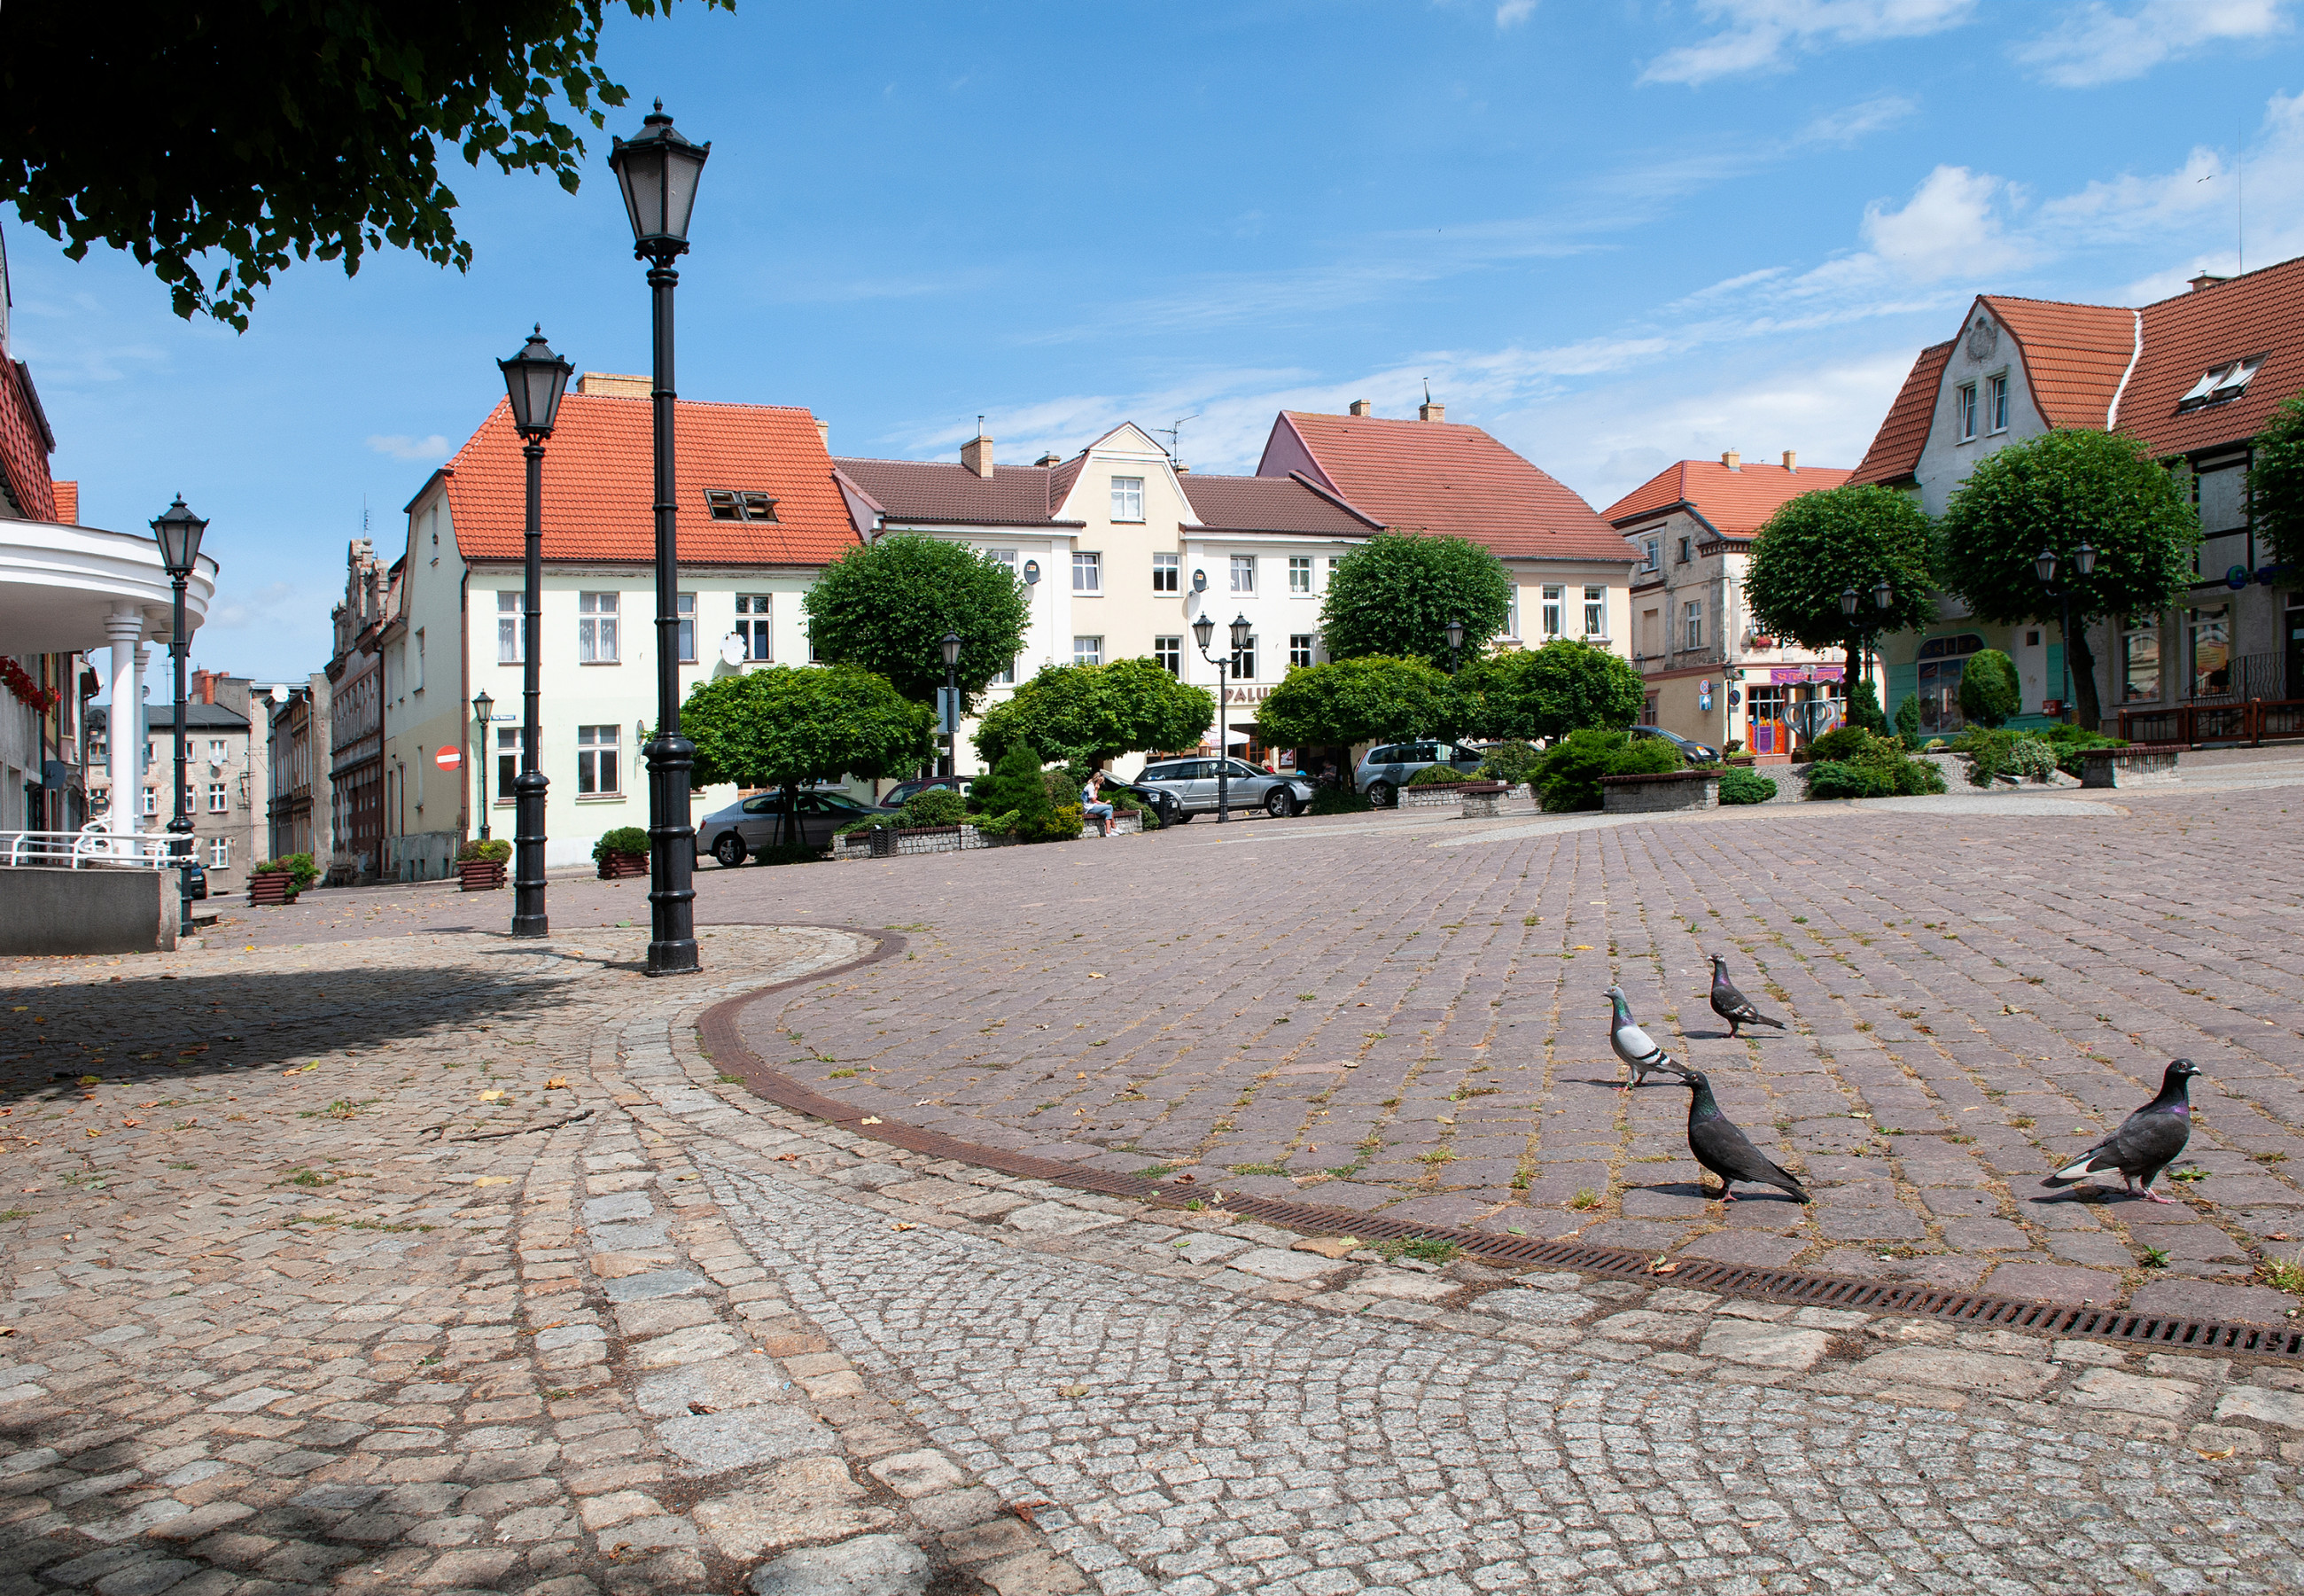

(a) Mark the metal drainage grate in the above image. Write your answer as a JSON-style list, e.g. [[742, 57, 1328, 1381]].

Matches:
[[696, 980, 2304, 1363]]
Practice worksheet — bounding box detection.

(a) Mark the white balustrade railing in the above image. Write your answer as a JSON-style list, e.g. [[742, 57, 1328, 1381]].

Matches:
[[0, 822, 176, 870]]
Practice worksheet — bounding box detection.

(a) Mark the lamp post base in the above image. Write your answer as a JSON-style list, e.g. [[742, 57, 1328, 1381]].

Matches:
[[510, 773, 549, 938], [644, 733, 698, 977]]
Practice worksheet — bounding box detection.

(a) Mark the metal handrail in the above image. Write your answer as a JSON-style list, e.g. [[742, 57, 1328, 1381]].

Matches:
[[0, 823, 175, 869]]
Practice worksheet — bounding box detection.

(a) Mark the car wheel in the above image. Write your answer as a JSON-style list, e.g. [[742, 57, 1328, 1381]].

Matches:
[[1366, 780, 1394, 807], [1169, 808, 1194, 824], [1264, 788, 1294, 818], [712, 833, 747, 868]]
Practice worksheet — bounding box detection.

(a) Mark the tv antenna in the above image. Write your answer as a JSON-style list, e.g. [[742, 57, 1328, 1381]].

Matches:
[[1156, 413, 1200, 468]]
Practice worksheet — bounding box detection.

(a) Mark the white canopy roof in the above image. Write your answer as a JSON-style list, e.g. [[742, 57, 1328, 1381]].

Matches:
[[0, 520, 214, 653]]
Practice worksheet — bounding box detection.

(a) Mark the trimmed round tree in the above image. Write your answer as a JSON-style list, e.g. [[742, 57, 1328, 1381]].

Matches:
[[2252, 392, 2304, 584], [683, 665, 930, 847], [801, 534, 1031, 706], [1956, 649, 2020, 728], [1939, 429, 2199, 729], [1319, 532, 1513, 668], [1744, 483, 1937, 696], [1256, 656, 1467, 786], [971, 658, 1214, 769], [1461, 639, 1645, 744]]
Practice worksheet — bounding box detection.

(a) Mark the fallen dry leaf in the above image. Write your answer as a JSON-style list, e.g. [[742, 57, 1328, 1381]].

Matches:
[[473, 1175, 516, 1187], [1173, 1172, 1195, 1183], [775, 1154, 799, 1162], [1573, 945, 1594, 951], [1058, 1384, 1088, 1398], [1087, 972, 1105, 979], [1007, 1499, 1049, 1528], [546, 1077, 568, 1089], [2195, 1446, 2236, 1460], [860, 1116, 883, 1125], [687, 1401, 717, 1415], [1646, 1254, 1679, 1275], [478, 1089, 506, 1102], [121, 1118, 141, 1128], [891, 1221, 917, 1232]]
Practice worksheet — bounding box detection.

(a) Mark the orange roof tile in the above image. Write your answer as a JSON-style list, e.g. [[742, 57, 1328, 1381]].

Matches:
[[1980, 295, 2137, 428], [2123, 254, 2304, 456], [1260, 411, 1628, 562], [51, 480, 77, 525], [441, 393, 858, 566], [1849, 340, 1954, 488], [1602, 459, 1853, 537]]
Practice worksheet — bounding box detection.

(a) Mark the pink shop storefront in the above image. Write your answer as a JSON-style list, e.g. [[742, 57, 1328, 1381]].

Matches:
[[1744, 665, 1846, 756]]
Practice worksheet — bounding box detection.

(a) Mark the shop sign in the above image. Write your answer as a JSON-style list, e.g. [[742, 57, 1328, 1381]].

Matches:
[[1769, 665, 1845, 683]]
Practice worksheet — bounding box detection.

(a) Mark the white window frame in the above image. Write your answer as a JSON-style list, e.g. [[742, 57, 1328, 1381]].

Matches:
[[1583, 585, 1606, 639], [206, 782, 228, 813], [1288, 556, 1312, 595], [207, 738, 228, 761], [1642, 538, 1659, 572], [1987, 372, 2009, 433], [1230, 555, 1256, 595], [735, 593, 772, 662], [495, 727, 521, 804], [143, 786, 157, 816], [1685, 600, 1704, 651], [1152, 552, 1179, 593], [986, 549, 1019, 579], [1072, 635, 1102, 666], [576, 724, 621, 797], [1288, 634, 1316, 670], [579, 592, 620, 664], [1505, 588, 1520, 640], [676, 592, 697, 663], [1110, 477, 1145, 523], [992, 656, 1016, 687], [498, 592, 522, 664], [1957, 382, 1979, 441], [208, 837, 230, 868], [1232, 635, 1257, 681], [1154, 636, 1182, 677], [1542, 585, 1563, 638], [1072, 551, 1102, 594]]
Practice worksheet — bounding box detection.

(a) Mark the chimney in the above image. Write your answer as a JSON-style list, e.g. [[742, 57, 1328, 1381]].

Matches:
[[813, 418, 829, 449], [574, 372, 651, 399], [961, 429, 994, 479], [1348, 399, 1373, 417], [1035, 452, 1062, 468], [2189, 271, 2229, 292], [191, 669, 220, 705], [1174, 463, 1191, 474], [1419, 400, 1446, 423], [1781, 449, 1797, 473], [1722, 449, 1741, 471]]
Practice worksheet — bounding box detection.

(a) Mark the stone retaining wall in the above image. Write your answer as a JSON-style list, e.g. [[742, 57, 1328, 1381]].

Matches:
[[1600, 769, 1720, 814], [2081, 744, 2183, 789], [1402, 782, 1480, 810]]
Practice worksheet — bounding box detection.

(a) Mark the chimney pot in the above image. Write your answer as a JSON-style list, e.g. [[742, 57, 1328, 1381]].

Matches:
[[1348, 399, 1373, 417], [813, 418, 829, 448], [1418, 400, 1446, 423], [1781, 449, 1797, 473], [1174, 463, 1191, 474], [1036, 452, 1062, 468], [1722, 449, 1741, 471], [2189, 271, 2229, 292], [961, 432, 994, 479]]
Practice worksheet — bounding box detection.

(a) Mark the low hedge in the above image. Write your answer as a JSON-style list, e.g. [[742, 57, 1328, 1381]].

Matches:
[[456, 837, 511, 863], [253, 852, 320, 889], [1718, 768, 1777, 805], [593, 826, 650, 861], [1804, 728, 1946, 799], [1405, 763, 1468, 787], [1535, 729, 1683, 813]]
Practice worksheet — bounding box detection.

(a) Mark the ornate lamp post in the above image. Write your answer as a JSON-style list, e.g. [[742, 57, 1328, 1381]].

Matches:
[[470, 689, 494, 841], [609, 101, 710, 978], [498, 326, 572, 936], [1838, 580, 1897, 712], [939, 630, 961, 779], [1444, 618, 1466, 676], [1192, 612, 1253, 821], [150, 497, 206, 938], [2036, 541, 2097, 723]]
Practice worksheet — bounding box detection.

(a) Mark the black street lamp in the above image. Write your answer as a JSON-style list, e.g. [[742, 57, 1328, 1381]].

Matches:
[[498, 326, 572, 936], [470, 689, 494, 841], [1192, 612, 1252, 821], [151, 497, 206, 938], [938, 631, 962, 778], [2036, 541, 2098, 723], [610, 101, 710, 978], [1444, 618, 1465, 675]]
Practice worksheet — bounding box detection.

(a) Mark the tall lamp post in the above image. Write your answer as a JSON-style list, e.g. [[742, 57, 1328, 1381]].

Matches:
[[470, 690, 494, 841], [939, 631, 961, 779], [1192, 611, 1252, 822], [610, 101, 711, 978], [2036, 541, 2097, 724], [498, 327, 572, 937], [151, 497, 206, 938], [1444, 618, 1465, 676], [1839, 579, 1896, 717]]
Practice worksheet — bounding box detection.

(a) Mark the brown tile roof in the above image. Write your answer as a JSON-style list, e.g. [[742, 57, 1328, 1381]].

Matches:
[[832, 455, 1085, 527], [444, 393, 857, 565], [1602, 459, 1854, 537], [1849, 340, 1954, 488], [2123, 254, 2304, 456], [1981, 295, 2138, 428], [1263, 410, 1628, 562], [1180, 471, 1383, 535]]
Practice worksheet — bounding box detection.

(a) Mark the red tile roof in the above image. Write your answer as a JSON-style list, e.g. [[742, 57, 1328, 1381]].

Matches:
[[51, 480, 77, 525], [2123, 254, 2304, 456], [832, 455, 1086, 527], [1259, 411, 1627, 562], [1849, 340, 1953, 487], [1602, 459, 1853, 537], [0, 361, 56, 524], [442, 393, 858, 565], [1181, 471, 1383, 536], [1981, 295, 2138, 428]]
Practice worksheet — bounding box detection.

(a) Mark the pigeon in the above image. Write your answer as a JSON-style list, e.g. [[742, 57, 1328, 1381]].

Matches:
[[1681, 1070, 1810, 1203], [2041, 1059, 2201, 1203], [1604, 985, 1693, 1091], [1709, 955, 1786, 1039]]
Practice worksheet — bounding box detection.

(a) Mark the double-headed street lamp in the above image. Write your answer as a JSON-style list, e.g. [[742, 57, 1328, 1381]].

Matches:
[[609, 100, 711, 978], [939, 631, 962, 778], [1444, 618, 1465, 676], [151, 496, 206, 938], [2037, 541, 2098, 723], [498, 326, 572, 937], [1192, 611, 1253, 822], [470, 689, 494, 841]]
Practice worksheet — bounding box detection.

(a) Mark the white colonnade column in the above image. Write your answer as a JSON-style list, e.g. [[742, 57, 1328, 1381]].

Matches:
[[104, 608, 144, 845]]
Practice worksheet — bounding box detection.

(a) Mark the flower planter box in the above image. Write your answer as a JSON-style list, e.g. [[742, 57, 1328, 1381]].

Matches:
[[596, 852, 649, 880], [1600, 769, 1720, 814], [248, 872, 299, 906], [2080, 743, 2182, 789], [1402, 782, 1482, 810], [458, 859, 509, 891], [1456, 781, 1509, 819]]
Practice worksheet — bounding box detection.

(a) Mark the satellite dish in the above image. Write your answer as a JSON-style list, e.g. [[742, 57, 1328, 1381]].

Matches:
[[719, 633, 748, 666], [1023, 558, 1041, 585], [1191, 568, 1207, 593]]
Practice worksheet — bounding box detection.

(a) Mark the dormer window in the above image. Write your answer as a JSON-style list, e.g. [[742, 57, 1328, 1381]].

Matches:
[[704, 490, 779, 521], [2176, 356, 2265, 411]]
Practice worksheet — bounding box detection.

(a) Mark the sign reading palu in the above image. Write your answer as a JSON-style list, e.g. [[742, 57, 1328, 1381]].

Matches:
[[1769, 665, 1845, 684]]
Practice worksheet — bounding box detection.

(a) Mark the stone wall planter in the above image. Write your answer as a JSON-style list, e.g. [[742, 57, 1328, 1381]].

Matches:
[[2080, 744, 2183, 789], [1079, 812, 1144, 838], [1600, 769, 1720, 814], [833, 823, 995, 861], [1402, 782, 1482, 810], [1457, 781, 1508, 819], [596, 852, 649, 880], [457, 859, 508, 891]]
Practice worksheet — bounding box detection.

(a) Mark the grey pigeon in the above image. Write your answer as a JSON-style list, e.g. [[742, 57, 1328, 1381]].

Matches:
[[1604, 985, 1692, 1091], [1709, 954, 1785, 1039], [1681, 1070, 1809, 1203], [2041, 1059, 2201, 1203]]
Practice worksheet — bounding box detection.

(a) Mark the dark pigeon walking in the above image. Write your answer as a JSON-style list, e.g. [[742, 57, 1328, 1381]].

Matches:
[[2041, 1059, 2201, 1203], [1604, 985, 1692, 1091], [1681, 1070, 1809, 1203], [1709, 954, 1786, 1039]]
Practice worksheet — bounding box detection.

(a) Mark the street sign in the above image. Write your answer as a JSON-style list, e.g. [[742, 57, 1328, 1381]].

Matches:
[[937, 688, 960, 736], [435, 746, 462, 770]]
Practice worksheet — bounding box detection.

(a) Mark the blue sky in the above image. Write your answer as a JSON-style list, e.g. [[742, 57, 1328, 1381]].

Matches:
[[9, 0, 2302, 684]]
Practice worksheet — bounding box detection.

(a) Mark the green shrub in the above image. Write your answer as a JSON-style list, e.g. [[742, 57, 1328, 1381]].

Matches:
[[1846, 677, 1888, 734], [1894, 692, 1923, 744], [1406, 763, 1467, 787], [975, 809, 1021, 835], [900, 787, 968, 829], [1957, 649, 2021, 728], [967, 744, 1047, 819], [1533, 730, 1681, 812], [1806, 725, 1878, 764], [1017, 801, 1084, 843], [1309, 787, 1372, 815], [593, 826, 650, 861], [1806, 759, 1894, 799], [1475, 739, 1543, 788], [254, 852, 320, 889], [1803, 728, 1945, 799], [2008, 736, 2058, 782], [456, 837, 511, 864], [1718, 768, 1777, 805]]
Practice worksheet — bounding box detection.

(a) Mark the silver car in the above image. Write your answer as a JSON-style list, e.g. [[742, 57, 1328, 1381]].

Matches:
[[697, 789, 876, 865], [1134, 757, 1314, 821], [1351, 741, 1484, 806]]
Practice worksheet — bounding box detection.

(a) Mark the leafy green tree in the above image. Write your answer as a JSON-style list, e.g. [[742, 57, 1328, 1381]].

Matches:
[[1531, 729, 1680, 813], [2252, 393, 2304, 584], [1894, 690, 1923, 744], [967, 744, 1047, 821], [1460, 640, 1645, 743], [1956, 649, 2020, 729], [1255, 657, 1467, 777], [1939, 429, 2198, 729], [0, 2, 728, 329], [1845, 678, 1888, 735], [971, 658, 1212, 769], [1319, 533, 1513, 667], [802, 535, 1031, 707], [1744, 484, 1937, 680], [684, 666, 930, 846]]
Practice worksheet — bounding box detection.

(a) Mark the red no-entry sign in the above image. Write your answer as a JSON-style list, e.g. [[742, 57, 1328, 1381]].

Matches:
[[436, 745, 462, 770]]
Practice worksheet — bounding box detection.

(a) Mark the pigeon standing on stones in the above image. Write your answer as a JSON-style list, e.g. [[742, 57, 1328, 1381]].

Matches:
[[1604, 985, 1693, 1092], [2041, 1059, 2202, 1204], [1680, 1070, 1810, 1203], [1709, 954, 1786, 1039]]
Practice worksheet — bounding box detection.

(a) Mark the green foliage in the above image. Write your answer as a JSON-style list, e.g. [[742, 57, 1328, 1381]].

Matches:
[[803, 535, 1031, 705], [1319, 533, 1513, 667], [1960, 725, 2122, 784], [1895, 691, 1923, 744], [1532, 729, 1682, 813], [592, 826, 649, 860], [1806, 726, 1879, 764], [1309, 787, 1373, 815], [971, 658, 1212, 767], [1459, 639, 1645, 743], [2007, 737, 2058, 781], [1745, 485, 1938, 651], [455, 838, 511, 864], [2254, 393, 2304, 583], [1406, 763, 1467, 787], [1255, 656, 1467, 756], [974, 810, 1021, 836], [0, 2, 731, 329], [899, 788, 968, 829], [1021, 802, 1086, 845], [1802, 729, 1946, 799], [1956, 649, 2021, 728], [1475, 739, 1544, 787], [1718, 767, 1777, 805], [684, 664, 931, 792], [253, 852, 320, 889], [967, 744, 1049, 821], [1845, 678, 1887, 734]]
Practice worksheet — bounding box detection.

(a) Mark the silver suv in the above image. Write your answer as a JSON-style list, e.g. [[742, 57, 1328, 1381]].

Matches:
[[1135, 757, 1314, 821], [1352, 741, 1483, 806]]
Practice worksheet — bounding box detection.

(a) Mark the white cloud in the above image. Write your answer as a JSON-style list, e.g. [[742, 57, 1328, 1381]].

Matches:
[[1495, 0, 1538, 27], [365, 433, 451, 462], [1857, 165, 2028, 281], [1640, 0, 1975, 86], [1797, 92, 1918, 144], [2013, 0, 2289, 88]]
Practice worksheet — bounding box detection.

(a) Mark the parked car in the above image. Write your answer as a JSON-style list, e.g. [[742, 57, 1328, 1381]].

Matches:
[[1090, 773, 1181, 828], [1630, 725, 1720, 764], [1134, 757, 1314, 820], [1351, 741, 1484, 806], [697, 789, 879, 865], [876, 776, 971, 811]]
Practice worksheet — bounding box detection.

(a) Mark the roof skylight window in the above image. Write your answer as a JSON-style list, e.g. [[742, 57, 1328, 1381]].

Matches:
[[704, 490, 780, 522], [2177, 356, 2266, 410]]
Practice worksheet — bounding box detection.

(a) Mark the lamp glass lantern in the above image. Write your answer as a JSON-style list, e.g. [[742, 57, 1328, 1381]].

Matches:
[[2075, 541, 2098, 578], [152, 496, 207, 577], [940, 631, 962, 669], [1872, 578, 1895, 611], [1839, 586, 1860, 619], [472, 689, 494, 727], [499, 328, 572, 440], [608, 102, 711, 257], [2035, 549, 2058, 585], [1192, 611, 1216, 653], [1228, 613, 1252, 652], [1444, 618, 1466, 653]]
